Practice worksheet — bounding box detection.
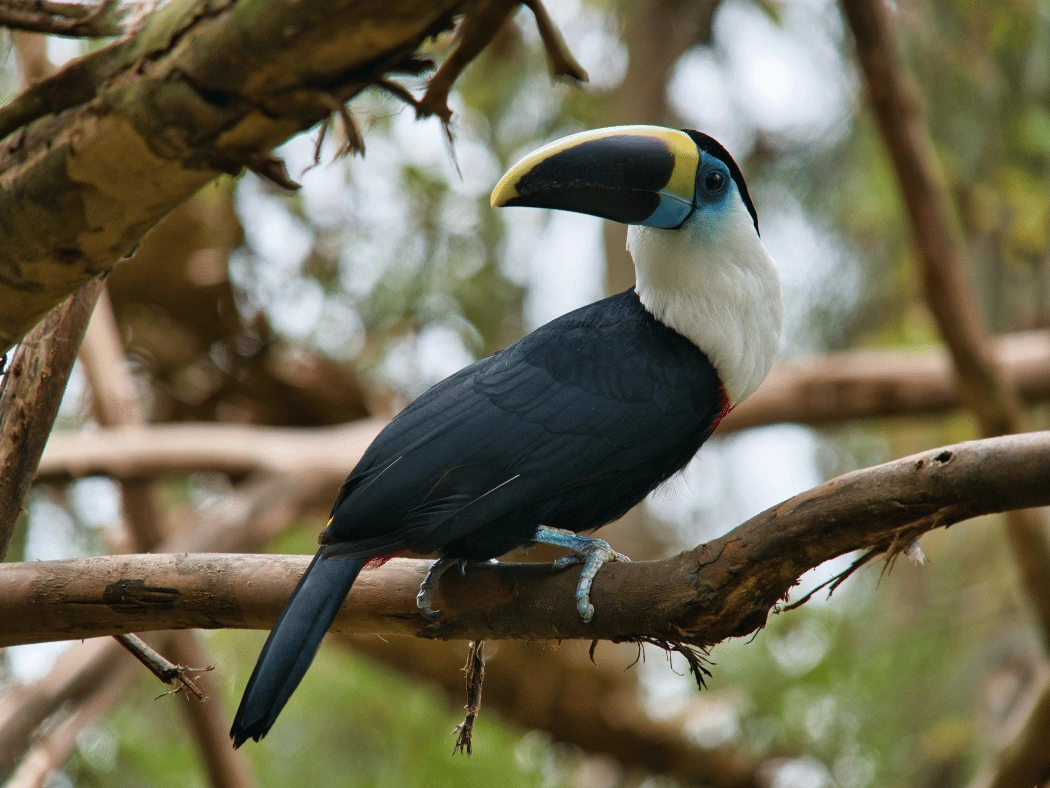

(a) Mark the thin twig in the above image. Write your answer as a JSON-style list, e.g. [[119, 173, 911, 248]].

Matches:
[[374, 78, 420, 111], [244, 152, 301, 191], [521, 0, 587, 81], [113, 634, 212, 701], [418, 0, 519, 123], [315, 93, 364, 157], [453, 639, 485, 756], [782, 548, 880, 611]]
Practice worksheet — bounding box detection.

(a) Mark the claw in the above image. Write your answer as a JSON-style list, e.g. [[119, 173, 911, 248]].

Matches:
[[550, 554, 582, 570], [416, 557, 459, 620], [533, 526, 631, 623]]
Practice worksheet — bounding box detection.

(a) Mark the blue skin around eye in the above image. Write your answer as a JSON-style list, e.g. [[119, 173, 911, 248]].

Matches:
[[638, 153, 735, 230]]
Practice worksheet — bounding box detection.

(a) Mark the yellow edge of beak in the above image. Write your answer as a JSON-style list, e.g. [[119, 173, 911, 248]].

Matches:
[[490, 125, 699, 209]]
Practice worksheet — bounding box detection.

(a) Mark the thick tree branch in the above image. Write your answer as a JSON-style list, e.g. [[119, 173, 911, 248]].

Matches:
[[0, 0, 126, 37], [720, 329, 1050, 432], [0, 276, 104, 557], [4, 432, 1049, 647], [0, 470, 327, 777], [37, 419, 384, 482], [0, 0, 584, 354], [0, 0, 466, 351]]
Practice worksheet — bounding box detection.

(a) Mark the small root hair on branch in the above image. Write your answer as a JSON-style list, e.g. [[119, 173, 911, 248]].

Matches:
[[452, 639, 485, 756]]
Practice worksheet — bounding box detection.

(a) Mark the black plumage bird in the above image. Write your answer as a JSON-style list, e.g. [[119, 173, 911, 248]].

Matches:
[[231, 125, 783, 746]]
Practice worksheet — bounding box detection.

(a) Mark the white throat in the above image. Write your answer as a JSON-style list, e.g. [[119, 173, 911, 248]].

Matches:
[[628, 198, 782, 405]]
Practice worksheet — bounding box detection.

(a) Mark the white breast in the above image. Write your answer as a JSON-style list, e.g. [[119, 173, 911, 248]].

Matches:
[[628, 196, 782, 405]]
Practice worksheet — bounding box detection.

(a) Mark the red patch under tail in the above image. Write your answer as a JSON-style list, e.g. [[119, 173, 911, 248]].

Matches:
[[364, 550, 406, 570]]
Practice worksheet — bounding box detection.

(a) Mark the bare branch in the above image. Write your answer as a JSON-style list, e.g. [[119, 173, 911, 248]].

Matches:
[[719, 330, 1050, 433], [418, 0, 519, 122], [0, 0, 497, 354], [0, 277, 104, 558], [113, 633, 210, 700], [841, 0, 1050, 659], [37, 419, 383, 483], [0, 0, 126, 37], [32, 332, 1050, 487], [521, 0, 587, 81], [5, 433, 1050, 647], [840, 0, 1023, 435], [0, 471, 326, 777]]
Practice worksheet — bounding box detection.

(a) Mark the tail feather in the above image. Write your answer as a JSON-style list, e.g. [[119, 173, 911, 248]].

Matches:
[[230, 550, 364, 747]]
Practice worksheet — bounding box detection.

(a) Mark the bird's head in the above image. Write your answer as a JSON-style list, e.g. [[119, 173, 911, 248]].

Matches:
[[491, 125, 782, 406], [490, 125, 759, 237]]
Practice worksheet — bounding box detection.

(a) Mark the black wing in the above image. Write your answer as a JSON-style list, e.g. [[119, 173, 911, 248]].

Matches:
[[320, 289, 723, 555]]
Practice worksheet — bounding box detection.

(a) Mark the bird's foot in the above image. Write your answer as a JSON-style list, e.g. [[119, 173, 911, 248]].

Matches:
[[533, 526, 631, 623], [417, 558, 498, 619], [416, 558, 463, 620]]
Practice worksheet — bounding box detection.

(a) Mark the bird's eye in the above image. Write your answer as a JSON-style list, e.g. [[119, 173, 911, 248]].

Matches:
[[704, 171, 726, 192]]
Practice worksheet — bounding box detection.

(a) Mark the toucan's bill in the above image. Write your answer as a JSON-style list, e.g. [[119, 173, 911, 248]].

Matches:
[[490, 125, 701, 229]]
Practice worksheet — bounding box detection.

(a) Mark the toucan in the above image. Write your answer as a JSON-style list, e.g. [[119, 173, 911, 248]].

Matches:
[[230, 125, 783, 746]]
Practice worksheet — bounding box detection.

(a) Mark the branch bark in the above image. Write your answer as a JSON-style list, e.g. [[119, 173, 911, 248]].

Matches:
[[841, 4, 1050, 782], [0, 0, 580, 354], [0, 276, 104, 558], [4, 432, 1049, 647], [37, 419, 384, 482], [0, 471, 327, 777], [0, 0, 126, 37]]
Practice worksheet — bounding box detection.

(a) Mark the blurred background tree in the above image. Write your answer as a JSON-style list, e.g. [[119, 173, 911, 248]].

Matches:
[[3, 0, 1050, 786]]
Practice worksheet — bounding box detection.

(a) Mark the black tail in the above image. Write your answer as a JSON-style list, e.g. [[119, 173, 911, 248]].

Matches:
[[230, 550, 364, 747]]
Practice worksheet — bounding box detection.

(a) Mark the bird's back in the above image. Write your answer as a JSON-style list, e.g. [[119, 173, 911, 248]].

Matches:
[[320, 289, 725, 560]]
